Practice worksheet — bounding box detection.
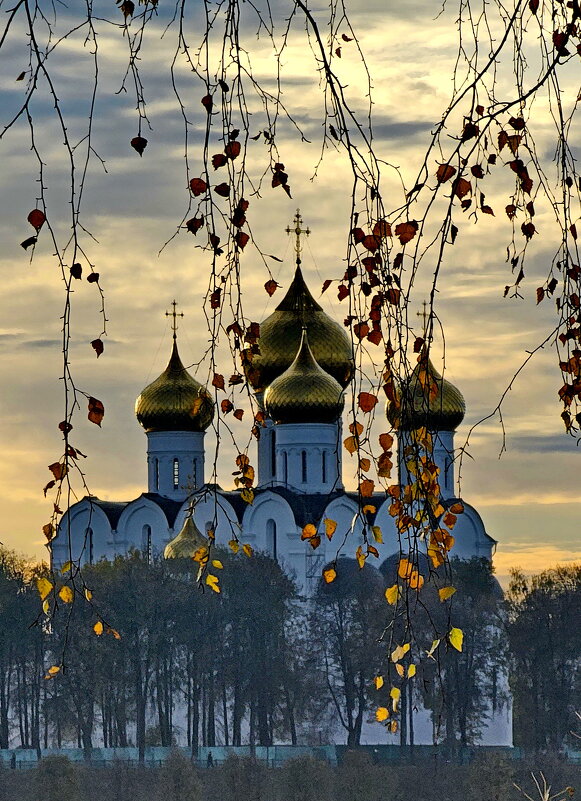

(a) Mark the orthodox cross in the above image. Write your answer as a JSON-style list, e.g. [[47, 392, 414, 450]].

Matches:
[[417, 300, 431, 340], [166, 300, 184, 340], [285, 209, 310, 265]]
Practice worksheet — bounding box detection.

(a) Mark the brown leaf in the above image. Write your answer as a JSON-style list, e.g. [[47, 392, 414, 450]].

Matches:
[[43, 480, 55, 497], [20, 236, 37, 250], [505, 204, 517, 220], [189, 178, 207, 196], [509, 116, 526, 131], [212, 373, 225, 391], [461, 122, 479, 141], [70, 263, 82, 279], [361, 235, 380, 252], [470, 164, 484, 179], [337, 284, 349, 302], [58, 421, 73, 434], [16, 71, 26, 81], [367, 329, 382, 345], [352, 227, 365, 244], [335, 46, 342, 57], [359, 478, 375, 498], [221, 399, 233, 414], [48, 462, 67, 481], [214, 182, 230, 197], [386, 287, 400, 305], [264, 280, 279, 297], [373, 219, 392, 238], [507, 135, 521, 155], [186, 216, 204, 235], [88, 397, 105, 426], [341, 33, 353, 41], [436, 164, 456, 184], [453, 178, 472, 200], [233, 409, 244, 421], [521, 222, 536, 239], [235, 231, 250, 250], [379, 433, 393, 451], [87, 272, 99, 283], [212, 153, 228, 169], [358, 392, 378, 412], [130, 136, 147, 156], [321, 279, 332, 294], [225, 141, 241, 160], [536, 287, 545, 305], [395, 221, 418, 245], [353, 322, 370, 340], [91, 338, 104, 358], [529, 0, 539, 11], [27, 209, 46, 231], [201, 94, 213, 112], [219, 79, 229, 92]]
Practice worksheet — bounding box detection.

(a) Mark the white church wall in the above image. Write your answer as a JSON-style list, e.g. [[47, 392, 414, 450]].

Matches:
[[450, 503, 493, 561], [116, 497, 171, 559], [185, 495, 241, 543], [52, 501, 113, 569]]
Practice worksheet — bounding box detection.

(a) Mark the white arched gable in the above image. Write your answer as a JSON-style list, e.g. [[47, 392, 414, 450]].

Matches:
[[175, 494, 241, 545], [449, 502, 494, 561], [116, 497, 171, 558], [53, 500, 113, 568], [322, 496, 363, 559], [241, 491, 297, 555], [373, 499, 406, 560]]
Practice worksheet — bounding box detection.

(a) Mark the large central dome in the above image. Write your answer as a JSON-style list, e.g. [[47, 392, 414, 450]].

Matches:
[[244, 266, 354, 393]]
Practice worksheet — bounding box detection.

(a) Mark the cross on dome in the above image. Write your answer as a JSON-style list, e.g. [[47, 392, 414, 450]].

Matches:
[[166, 300, 184, 340], [285, 209, 310, 265], [417, 299, 432, 341]]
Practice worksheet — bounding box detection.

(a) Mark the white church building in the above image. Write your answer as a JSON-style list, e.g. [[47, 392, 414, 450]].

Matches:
[[52, 216, 511, 747]]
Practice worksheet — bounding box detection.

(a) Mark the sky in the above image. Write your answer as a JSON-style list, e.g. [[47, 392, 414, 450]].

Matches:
[[0, 0, 580, 586]]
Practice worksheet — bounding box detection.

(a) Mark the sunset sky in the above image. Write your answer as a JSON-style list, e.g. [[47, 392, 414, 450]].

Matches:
[[0, 0, 579, 585]]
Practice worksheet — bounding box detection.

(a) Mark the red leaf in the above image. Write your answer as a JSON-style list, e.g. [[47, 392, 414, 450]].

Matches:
[[337, 284, 349, 301], [505, 204, 517, 220], [210, 288, 221, 309], [335, 46, 342, 57], [91, 338, 104, 358], [352, 227, 365, 244], [498, 131, 509, 151], [225, 141, 241, 160], [361, 235, 380, 252], [529, 0, 539, 12], [233, 409, 244, 421], [58, 421, 73, 434], [521, 222, 536, 239], [214, 182, 230, 197], [341, 33, 353, 41], [367, 329, 382, 345], [212, 153, 228, 169], [536, 287, 545, 304], [189, 178, 207, 196], [509, 117, 526, 131], [201, 94, 213, 112], [212, 373, 225, 391], [27, 209, 46, 231], [264, 279, 279, 296], [221, 399, 233, 414], [353, 322, 370, 340], [186, 216, 204, 235], [130, 136, 147, 156], [394, 221, 418, 245], [209, 233, 221, 252], [235, 231, 250, 250], [321, 279, 332, 294], [358, 392, 378, 412], [373, 219, 392, 238], [88, 397, 104, 427], [436, 164, 456, 183], [386, 288, 401, 305]]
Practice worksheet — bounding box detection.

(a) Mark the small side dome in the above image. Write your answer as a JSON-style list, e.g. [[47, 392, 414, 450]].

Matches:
[[265, 329, 344, 424], [136, 340, 214, 433], [164, 515, 207, 559], [387, 353, 465, 432], [244, 266, 354, 393]]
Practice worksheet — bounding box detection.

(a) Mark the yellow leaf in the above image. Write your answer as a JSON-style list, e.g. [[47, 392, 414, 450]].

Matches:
[[242, 543, 253, 558], [42, 599, 50, 614], [397, 558, 413, 580], [301, 523, 317, 540], [108, 628, 121, 640], [323, 566, 337, 584], [438, 586, 456, 602], [359, 458, 371, 472], [84, 588, 92, 601], [61, 561, 72, 574], [45, 665, 60, 679], [228, 539, 240, 554], [94, 621, 104, 636], [36, 577, 53, 601], [427, 638, 440, 658], [356, 545, 366, 569], [407, 664, 417, 678], [58, 586, 74, 604], [375, 707, 389, 722], [391, 642, 410, 663], [395, 663, 405, 678], [212, 559, 224, 569], [449, 627, 464, 652], [362, 504, 376, 515], [343, 435, 359, 455], [240, 487, 254, 504], [374, 676, 384, 690], [385, 584, 399, 605], [371, 525, 383, 543], [390, 720, 398, 734], [324, 518, 337, 540], [207, 528, 215, 541], [390, 686, 401, 711], [193, 546, 209, 564], [206, 573, 221, 593]]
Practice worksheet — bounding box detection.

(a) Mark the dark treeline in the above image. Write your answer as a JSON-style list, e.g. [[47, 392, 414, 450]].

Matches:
[[0, 751, 580, 801], [1, 547, 580, 756]]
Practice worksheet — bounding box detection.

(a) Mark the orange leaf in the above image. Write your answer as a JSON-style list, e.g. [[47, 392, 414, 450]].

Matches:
[[212, 373, 225, 391], [359, 478, 374, 497], [264, 279, 279, 296], [394, 221, 418, 245], [87, 397, 104, 427], [436, 164, 456, 183]]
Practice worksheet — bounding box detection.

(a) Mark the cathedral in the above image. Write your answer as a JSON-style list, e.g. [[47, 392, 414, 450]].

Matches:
[[51, 213, 510, 746]]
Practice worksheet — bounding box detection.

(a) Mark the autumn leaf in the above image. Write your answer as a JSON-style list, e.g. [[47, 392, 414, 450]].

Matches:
[[58, 585, 74, 604], [91, 338, 104, 358], [453, 177, 472, 200], [391, 642, 410, 663], [343, 435, 359, 455], [390, 686, 401, 711], [130, 136, 148, 156], [186, 216, 204, 235], [94, 620, 104, 636], [235, 232, 250, 251], [394, 221, 418, 245], [42, 523, 55, 541], [44, 665, 61, 680], [372, 525, 383, 544], [84, 588, 92, 601], [359, 457, 371, 472], [356, 546, 366, 569], [225, 141, 241, 160], [436, 164, 456, 183], [20, 236, 37, 250], [88, 397, 105, 426], [324, 518, 337, 540], [212, 373, 225, 391], [242, 543, 253, 557], [359, 478, 374, 497], [27, 209, 46, 231], [397, 558, 413, 580], [373, 219, 391, 238], [206, 574, 221, 593], [301, 523, 317, 540], [439, 586, 456, 602], [376, 707, 389, 722], [385, 584, 400, 605], [201, 94, 213, 112], [449, 627, 464, 652], [427, 639, 440, 658], [189, 177, 207, 196], [37, 577, 53, 601], [323, 566, 337, 584], [228, 539, 240, 554], [48, 462, 67, 481], [358, 392, 378, 412], [240, 488, 254, 505], [214, 182, 230, 197], [408, 664, 417, 678]]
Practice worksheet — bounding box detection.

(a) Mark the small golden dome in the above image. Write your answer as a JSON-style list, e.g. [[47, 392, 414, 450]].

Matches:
[[164, 515, 207, 559], [387, 353, 465, 432], [136, 340, 214, 433], [265, 329, 345, 424], [244, 266, 354, 393]]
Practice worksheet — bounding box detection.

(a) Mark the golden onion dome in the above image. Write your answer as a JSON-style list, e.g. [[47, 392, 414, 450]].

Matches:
[[136, 339, 214, 433], [265, 329, 345, 424], [387, 353, 465, 432], [244, 266, 354, 393], [164, 515, 207, 560]]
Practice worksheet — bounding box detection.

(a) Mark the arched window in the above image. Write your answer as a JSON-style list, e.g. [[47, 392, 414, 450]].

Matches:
[[270, 429, 276, 478], [142, 525, 152, 564], [266, 519, 277, 561], [192, 459, 198, 490], [283, 451, 288, 484], [155, 458, 159, 491], [173, 458, 179, 489], [301, 450, 307, 483], [86, 527, 94, 565], [322, 450, 327, 484]]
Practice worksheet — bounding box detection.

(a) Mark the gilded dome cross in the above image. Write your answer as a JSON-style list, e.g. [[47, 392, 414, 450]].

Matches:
[[166, 300, 184, 340], [417, 300, 431, 340], [285, 209, 310, 265]]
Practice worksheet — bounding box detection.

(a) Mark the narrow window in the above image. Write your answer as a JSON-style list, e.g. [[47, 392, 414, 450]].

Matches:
[[283, 451, 288, 484], [192, 459, 197, 490], [87, 528, 94, 565], [155, 458, 159, 491], [301, 450, 307, 483], [266, 520, 277, 561], [173, 458, 179, 489], [142, 525, 152, 564], [322, 451, 327, 484], [270, 429, 276, 477], [444, 457, 451, 489]]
